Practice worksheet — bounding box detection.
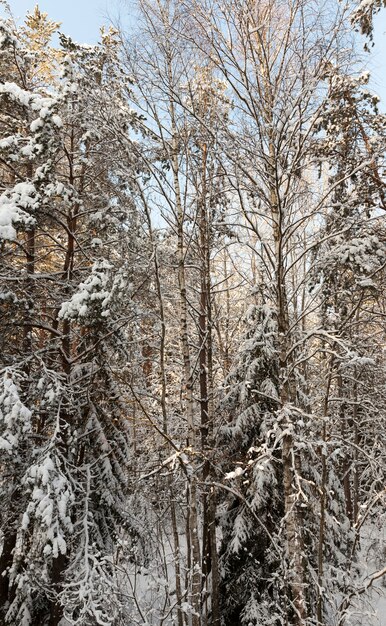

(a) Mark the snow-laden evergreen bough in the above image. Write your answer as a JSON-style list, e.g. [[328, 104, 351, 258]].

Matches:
[[0, 12, 143, 626]]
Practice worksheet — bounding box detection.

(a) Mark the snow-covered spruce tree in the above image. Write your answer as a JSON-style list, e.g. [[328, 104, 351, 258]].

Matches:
[[310, 62, 386, 621], [0, 15, 143, 626], [218, 303, 284, 625], [0, 14, 63, 622]]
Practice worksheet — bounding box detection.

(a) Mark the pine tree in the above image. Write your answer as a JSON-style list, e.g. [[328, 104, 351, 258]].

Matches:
[[0, 14, 143, 625]]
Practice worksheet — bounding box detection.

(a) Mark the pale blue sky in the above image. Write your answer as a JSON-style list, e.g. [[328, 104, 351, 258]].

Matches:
[[7, 0, 128, 43], [4, 1, 386, 109], [369, 12, 386, 109]]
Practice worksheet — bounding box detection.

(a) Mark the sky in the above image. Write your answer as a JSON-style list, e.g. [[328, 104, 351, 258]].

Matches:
[[369, 12, 386, 108], [3, 0, 386, 109], [6, 0, 130, 44]]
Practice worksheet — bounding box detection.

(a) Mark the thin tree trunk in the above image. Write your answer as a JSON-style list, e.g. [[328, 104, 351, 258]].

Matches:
[[317, 360, 334, 625], [167, 52, 201, 623], [171, 487, 185, 626]]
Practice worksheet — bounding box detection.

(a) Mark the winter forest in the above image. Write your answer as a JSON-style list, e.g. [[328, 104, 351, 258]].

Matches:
[[1, 0, 386, 624]]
